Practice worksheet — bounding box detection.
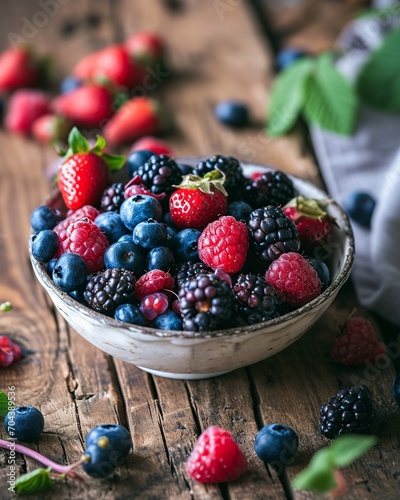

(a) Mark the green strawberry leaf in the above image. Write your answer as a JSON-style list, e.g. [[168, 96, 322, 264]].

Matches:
[[292, 460, 336, 493], [90, 135, 107, 155], [0, 301, 13, 312], [102, 153, 126, 172], [357, 28, 400, 112], [0, 391, 11, 417], [329, 435, 377, 468], [66, 127, 89, 156], [303, 52, 358, 135], [267, 58, 313, 137], [15, 468, 54, 495]]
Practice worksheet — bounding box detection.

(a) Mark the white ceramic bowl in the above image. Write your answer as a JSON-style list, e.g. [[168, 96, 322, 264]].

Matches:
[[30, 160, 354, 379]]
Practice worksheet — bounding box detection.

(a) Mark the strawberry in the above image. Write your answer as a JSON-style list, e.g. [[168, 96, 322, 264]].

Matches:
[[58, 127, 125, 210], [124, 32, 165, 69], [186, 426, 248, 483], [5, 89, 51, 135], [103, 96, 168, 146], [283, 196, 333, 248], [130, 136, 173, 156], [52, 84, 114, 128], [31, 114, 71, 144], [0, 46, 40, 91], [169, 171, 228, 230], [73, 44, 142, 89]]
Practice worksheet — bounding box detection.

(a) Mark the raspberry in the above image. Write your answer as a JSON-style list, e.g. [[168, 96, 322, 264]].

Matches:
[[0, 335, 22, 367], [266, 252, 321, 307], [198, 216, 249, 274], [331, 316, 386, 366], [54, 205, 99, 243], [186, 426, 247, 483], [139, 292, 169, 320], [59, 218, 109, 273], [134, 270, 175, 300]]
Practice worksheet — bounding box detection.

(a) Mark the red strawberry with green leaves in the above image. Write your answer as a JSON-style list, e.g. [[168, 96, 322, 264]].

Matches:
[[283, 196, 333, 248], [124, 32, 165, 69], [52, 84, 114, 128], [5, 89, 50, 135], [32, 114, 71, 144], [103, 96, 168, 146], [169, 171, 228, 230], [0, 46, 41, 91], [58, 127, 125, 210]]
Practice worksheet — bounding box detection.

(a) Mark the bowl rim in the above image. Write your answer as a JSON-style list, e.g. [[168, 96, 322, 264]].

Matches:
[[30, 159, 355, 340]]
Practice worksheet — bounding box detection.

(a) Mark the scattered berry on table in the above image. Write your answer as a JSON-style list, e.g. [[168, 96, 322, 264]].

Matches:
[[194, 155, 246, 202], [275, 47, 309, 72], [0, 335, 22, 368], [94, 212, 129, 244], [147, 246, 175, 271], [4, 406, 44, 441], [266, 252, 321, 307], [126, 149, 154, 178], [124, 32, 165, 70], [247, 205, 300, 263], [283, 196, 333, 248], [31, 230, 60, 263], [169, 171, 228, 230], [320, 385, 375, 439], [343, 191, 376, 228], [59, 218, 109, 273], [0, 46, 41, 91], [84, 268, 137, 314], [179, 274, 234, 332], [214, 100, 249, 127], [130, 136, 173, 157], [100, 183, 125, 212], [134, 269, 174, 300], [244, 170, 295, 209], [392, 373, 400, 405], [59, 75, 83, 94], [134, 154, 182, 197], [151, 310, 183, 330], [104, 240, 146, 276], [120, 194, 163, 230], [5, 89, 50, 135], [52, 253, 88, 292], [198, 215, 249, 274], [132, 219, 168, 248], [331, 316, 385, 366], [30, 205, 63, 232], [186, 426, 247, 483], [31, 113, 71, 144], [114, 303, 146, 326], [233, 274, 279, 324], [139, 292, 169, 320], [86, 424, 132, 457], [254, 424, 299, 466], [171, 228, 201, 263]]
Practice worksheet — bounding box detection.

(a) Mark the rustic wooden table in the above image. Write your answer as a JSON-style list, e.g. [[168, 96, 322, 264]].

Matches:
[[1, 1, 400, 499]]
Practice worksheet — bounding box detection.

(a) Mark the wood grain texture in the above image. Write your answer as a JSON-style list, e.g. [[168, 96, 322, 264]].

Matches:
[[1, 1, 400, 499]]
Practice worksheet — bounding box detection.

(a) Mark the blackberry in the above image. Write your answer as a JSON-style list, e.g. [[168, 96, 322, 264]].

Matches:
[[320, 385, 375, 439], [179, 274, 234, 332], [233, 274, 279, 324], [84, 268, 136, 314], [194, 155, 245, 201], [172, 261, 211, 289], [135, 154, 182, 196], [247, 205, 300, 263], [243, 170, 295, 209], [100, 183, 125, 212]]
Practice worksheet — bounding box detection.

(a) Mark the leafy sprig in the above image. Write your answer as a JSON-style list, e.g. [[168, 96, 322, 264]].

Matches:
[[0, 391, 11, 417]]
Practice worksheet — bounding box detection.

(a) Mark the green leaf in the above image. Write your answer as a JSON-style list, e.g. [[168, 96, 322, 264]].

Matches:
[[303, 52, 358, 135], [267, 58, 313, 137], [64, 127, 89, 158], [15, 468, 54, 495], [292, 460, 336, 493], [0, 391, 11, 417], [0, 301, 13, 312], [329, 435, 377, 468], [102, 153, 126, 172], [357, 5, 400, 19], [90, 135, 107, 155], [357, 28, 400, 112]]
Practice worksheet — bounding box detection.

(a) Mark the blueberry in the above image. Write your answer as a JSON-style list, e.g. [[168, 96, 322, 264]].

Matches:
[[120, 194, 162, 230], [47, 258, 57, 276], [52, 253, 88, 292], [4, 406, 44, 441], [118, 234, 134, 243], [147, 246, 175, 271], [133, 219, 167, 248], [343, 191, 376, 228], [114, 304, 146, 325], [68, 288, 86, 303], [177, 163, 193, 175], [60, 76, 83, 94], [393, 373, 400, 405], [104, 240, 146, 275], [215, 100, 249, 127], [164, 223, 177, 246], [275, 48, 308, 72], [126, 150, 154, 178], [171, 229, 201, 262], [307, 258, 330, 291], [31, 230, 60, 263], [30, 205, 63, 231], [152, 310, 183, 331], [82, 424, 132, 478], [94, 212, 130, 244], [227, 200, 253, 221], [254, 424, 298, 467]]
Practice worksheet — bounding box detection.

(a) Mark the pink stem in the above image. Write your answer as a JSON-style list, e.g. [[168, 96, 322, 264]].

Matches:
[[0, 438, 84, 481]]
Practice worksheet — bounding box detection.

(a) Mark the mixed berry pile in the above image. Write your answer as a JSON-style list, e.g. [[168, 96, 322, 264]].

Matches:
[[30, 128, 337, 333]]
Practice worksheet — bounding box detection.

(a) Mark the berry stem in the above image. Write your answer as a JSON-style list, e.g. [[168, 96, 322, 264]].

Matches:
[[276, 467, 295, 500], [0, 439, 84, 480]]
